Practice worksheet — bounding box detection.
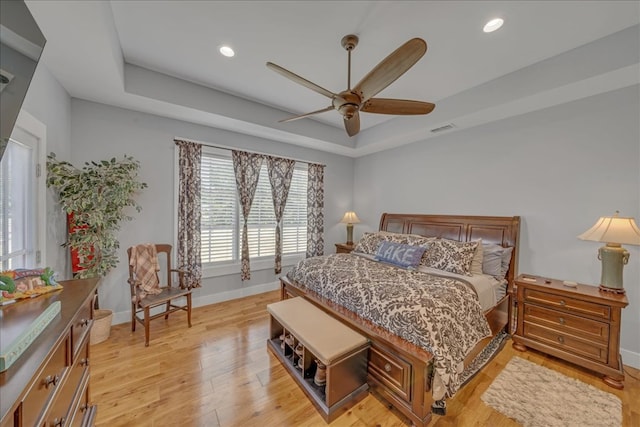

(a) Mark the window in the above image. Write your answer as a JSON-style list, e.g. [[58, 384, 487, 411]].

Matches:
[[200, 149, 307, 265], [0, 112, 45, 270]]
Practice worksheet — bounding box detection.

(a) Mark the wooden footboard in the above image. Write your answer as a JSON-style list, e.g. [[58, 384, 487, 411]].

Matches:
[[281, 276, 434, 427]]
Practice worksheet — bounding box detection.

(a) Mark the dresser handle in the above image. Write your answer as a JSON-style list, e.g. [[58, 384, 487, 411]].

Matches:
[[80, 318, 90, 327], [557, 336, 565, 344], [80, 404, 88, 413], [81, 357, 89, 367], [52, 417, 66, 427], [384, 363, 392, 372], [43, 374, 60, 388], [559, 317, 565, 325], [559, 300, 566, 306]]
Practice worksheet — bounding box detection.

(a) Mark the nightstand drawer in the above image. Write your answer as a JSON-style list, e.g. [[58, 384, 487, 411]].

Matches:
[[523, 289, 610, 320], [523, 304, 609, 343], [523, 322, 608, 363]]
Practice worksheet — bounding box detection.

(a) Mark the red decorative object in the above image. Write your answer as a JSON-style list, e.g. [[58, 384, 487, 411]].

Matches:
[[67, 213, 92, 273]]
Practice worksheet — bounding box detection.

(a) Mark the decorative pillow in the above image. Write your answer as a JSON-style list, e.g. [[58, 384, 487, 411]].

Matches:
[[482, 244, 514, 280], [353, 232, 387, 255], [481, 244, 504, 277], [469, 239, 484, 275], [500, 246, 514, 279], [375, 241, 427, 269], [421, 239, 479, 276], [353, 232, 434, 256]]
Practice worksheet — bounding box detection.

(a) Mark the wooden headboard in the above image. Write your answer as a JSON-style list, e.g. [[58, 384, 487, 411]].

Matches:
[[379, 213, 521, 286]]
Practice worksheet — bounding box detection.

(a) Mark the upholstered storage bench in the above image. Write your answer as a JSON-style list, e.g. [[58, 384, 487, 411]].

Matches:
[[266, 297, 369, 423]]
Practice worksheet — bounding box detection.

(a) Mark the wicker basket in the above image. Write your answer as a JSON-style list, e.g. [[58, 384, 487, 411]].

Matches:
[[90, 309, 113, 345]]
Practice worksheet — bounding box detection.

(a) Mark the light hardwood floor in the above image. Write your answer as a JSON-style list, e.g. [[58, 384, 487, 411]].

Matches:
[[90, 290, 640, 426]]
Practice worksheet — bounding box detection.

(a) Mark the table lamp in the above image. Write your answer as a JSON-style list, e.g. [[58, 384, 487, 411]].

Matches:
[[340, 211, 360, 245], [578, 211, 640, 294]]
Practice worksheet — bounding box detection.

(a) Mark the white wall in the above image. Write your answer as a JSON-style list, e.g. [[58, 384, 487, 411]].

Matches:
[[353, 85, 640, 367], [68, 99, 354, 322], [21, 63, 71, 276]]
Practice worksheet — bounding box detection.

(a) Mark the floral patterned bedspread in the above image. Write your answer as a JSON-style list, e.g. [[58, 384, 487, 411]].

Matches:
[[286, 253, 491, 399]]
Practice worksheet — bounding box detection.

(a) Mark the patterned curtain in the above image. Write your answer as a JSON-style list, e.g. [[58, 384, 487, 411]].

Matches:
[[266, 156, 295, 274], [306, 163, 325, 258], [176, 140, 202, 289], [232, 150, 264, 280]]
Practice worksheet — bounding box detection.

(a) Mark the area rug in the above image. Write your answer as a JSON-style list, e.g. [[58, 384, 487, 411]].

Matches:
[[481, 356, 622, 427]]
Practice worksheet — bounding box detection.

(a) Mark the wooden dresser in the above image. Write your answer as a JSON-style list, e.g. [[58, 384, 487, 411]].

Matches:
[[1, 278, 99, 427], [512, 274, 628, 388]]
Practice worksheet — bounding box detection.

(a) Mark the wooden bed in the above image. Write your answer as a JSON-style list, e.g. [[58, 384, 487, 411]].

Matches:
[[280, 213, 520, 426]]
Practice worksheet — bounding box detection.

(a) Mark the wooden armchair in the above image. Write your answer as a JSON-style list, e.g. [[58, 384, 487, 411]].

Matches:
[[127, 244, 193, 346]]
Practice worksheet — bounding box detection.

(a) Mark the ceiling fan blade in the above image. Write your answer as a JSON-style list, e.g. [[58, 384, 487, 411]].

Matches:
[[279, 106, 334, 123], [267, 62, 336, 99], [344, 111, 360, 137], [361, 98, 435, 115], [353, 38, 427, 103]]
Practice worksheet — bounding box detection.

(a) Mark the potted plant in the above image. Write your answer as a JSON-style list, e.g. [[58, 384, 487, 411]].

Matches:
[[47, 153, 147, 344], [46, 153, 147, 279]]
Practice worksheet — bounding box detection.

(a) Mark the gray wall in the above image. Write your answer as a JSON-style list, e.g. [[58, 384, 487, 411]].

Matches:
[[353, 85, 640, 366], [68, 99, 354, 322], [21, 63, 71, 277]]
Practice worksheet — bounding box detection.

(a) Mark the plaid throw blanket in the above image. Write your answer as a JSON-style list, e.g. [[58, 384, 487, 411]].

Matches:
[[129, 244, 162, 302]]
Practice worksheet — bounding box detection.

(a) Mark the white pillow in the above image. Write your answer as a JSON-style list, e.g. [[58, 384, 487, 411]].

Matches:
[[469, 239, 484, 275]]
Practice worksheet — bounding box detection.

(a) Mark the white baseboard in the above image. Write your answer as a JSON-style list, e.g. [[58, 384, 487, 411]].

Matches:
[[110, 280, 280, 325], [621, 348, 640, 369]]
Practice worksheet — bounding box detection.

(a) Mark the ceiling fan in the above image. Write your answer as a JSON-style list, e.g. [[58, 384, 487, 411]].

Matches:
[[266, 34, 435, 137]]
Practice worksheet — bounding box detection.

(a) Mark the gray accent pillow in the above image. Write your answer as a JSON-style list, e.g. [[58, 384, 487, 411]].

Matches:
[[482, 244, 513, 280], [375, 241, 427, 269]]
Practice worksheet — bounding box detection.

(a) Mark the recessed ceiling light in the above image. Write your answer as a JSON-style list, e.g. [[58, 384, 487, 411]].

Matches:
[[483, 18, 504, 33], [219, 45, 235, 57]]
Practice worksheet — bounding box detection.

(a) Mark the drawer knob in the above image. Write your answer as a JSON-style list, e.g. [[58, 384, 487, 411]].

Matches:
[[43, 374, 60, 388], [80, 404, 88, 413], [384, 363, 392, 372], [81, 358, 90, 367], [557, 336, 565, 344], [52, 417, 66, 427], [559, 317, 565, 325], [80, 318, 90, 327], [559, 300, 566, 306]]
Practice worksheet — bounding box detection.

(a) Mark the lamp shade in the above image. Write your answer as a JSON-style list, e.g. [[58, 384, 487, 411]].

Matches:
[[340, 211, 361, 224], [578, 212, 640, 246]]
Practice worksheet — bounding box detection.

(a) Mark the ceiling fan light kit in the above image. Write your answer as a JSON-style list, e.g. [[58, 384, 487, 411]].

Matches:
[[267, 34, 435, 137]]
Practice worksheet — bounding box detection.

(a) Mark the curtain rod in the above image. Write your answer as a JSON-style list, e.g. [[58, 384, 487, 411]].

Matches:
[[174, 136, 325, 167]]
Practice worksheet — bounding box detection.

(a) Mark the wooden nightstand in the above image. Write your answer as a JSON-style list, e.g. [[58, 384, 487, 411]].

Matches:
[[335, 243, 355, 254], [512, 274, 629, 389]]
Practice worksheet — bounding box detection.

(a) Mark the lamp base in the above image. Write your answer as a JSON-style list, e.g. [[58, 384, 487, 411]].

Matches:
[[598, 284, 626, 295], [346, 223, 354, 246], [597, 244, 629, 294]]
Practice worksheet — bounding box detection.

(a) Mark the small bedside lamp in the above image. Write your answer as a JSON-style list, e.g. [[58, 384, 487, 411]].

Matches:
[[340, 211, 360, 245], [578, 211, 640, 294]]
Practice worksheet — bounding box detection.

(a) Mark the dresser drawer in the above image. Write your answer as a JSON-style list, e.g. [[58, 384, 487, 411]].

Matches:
[[69, 377, 95, 427], [523, 304, 609, 344], [523, 289, 610, 320], [368, 344, 412, 403], [523, 322, 608, 363], [71, 299, 93, 359], [21, 335, 70, 427]]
